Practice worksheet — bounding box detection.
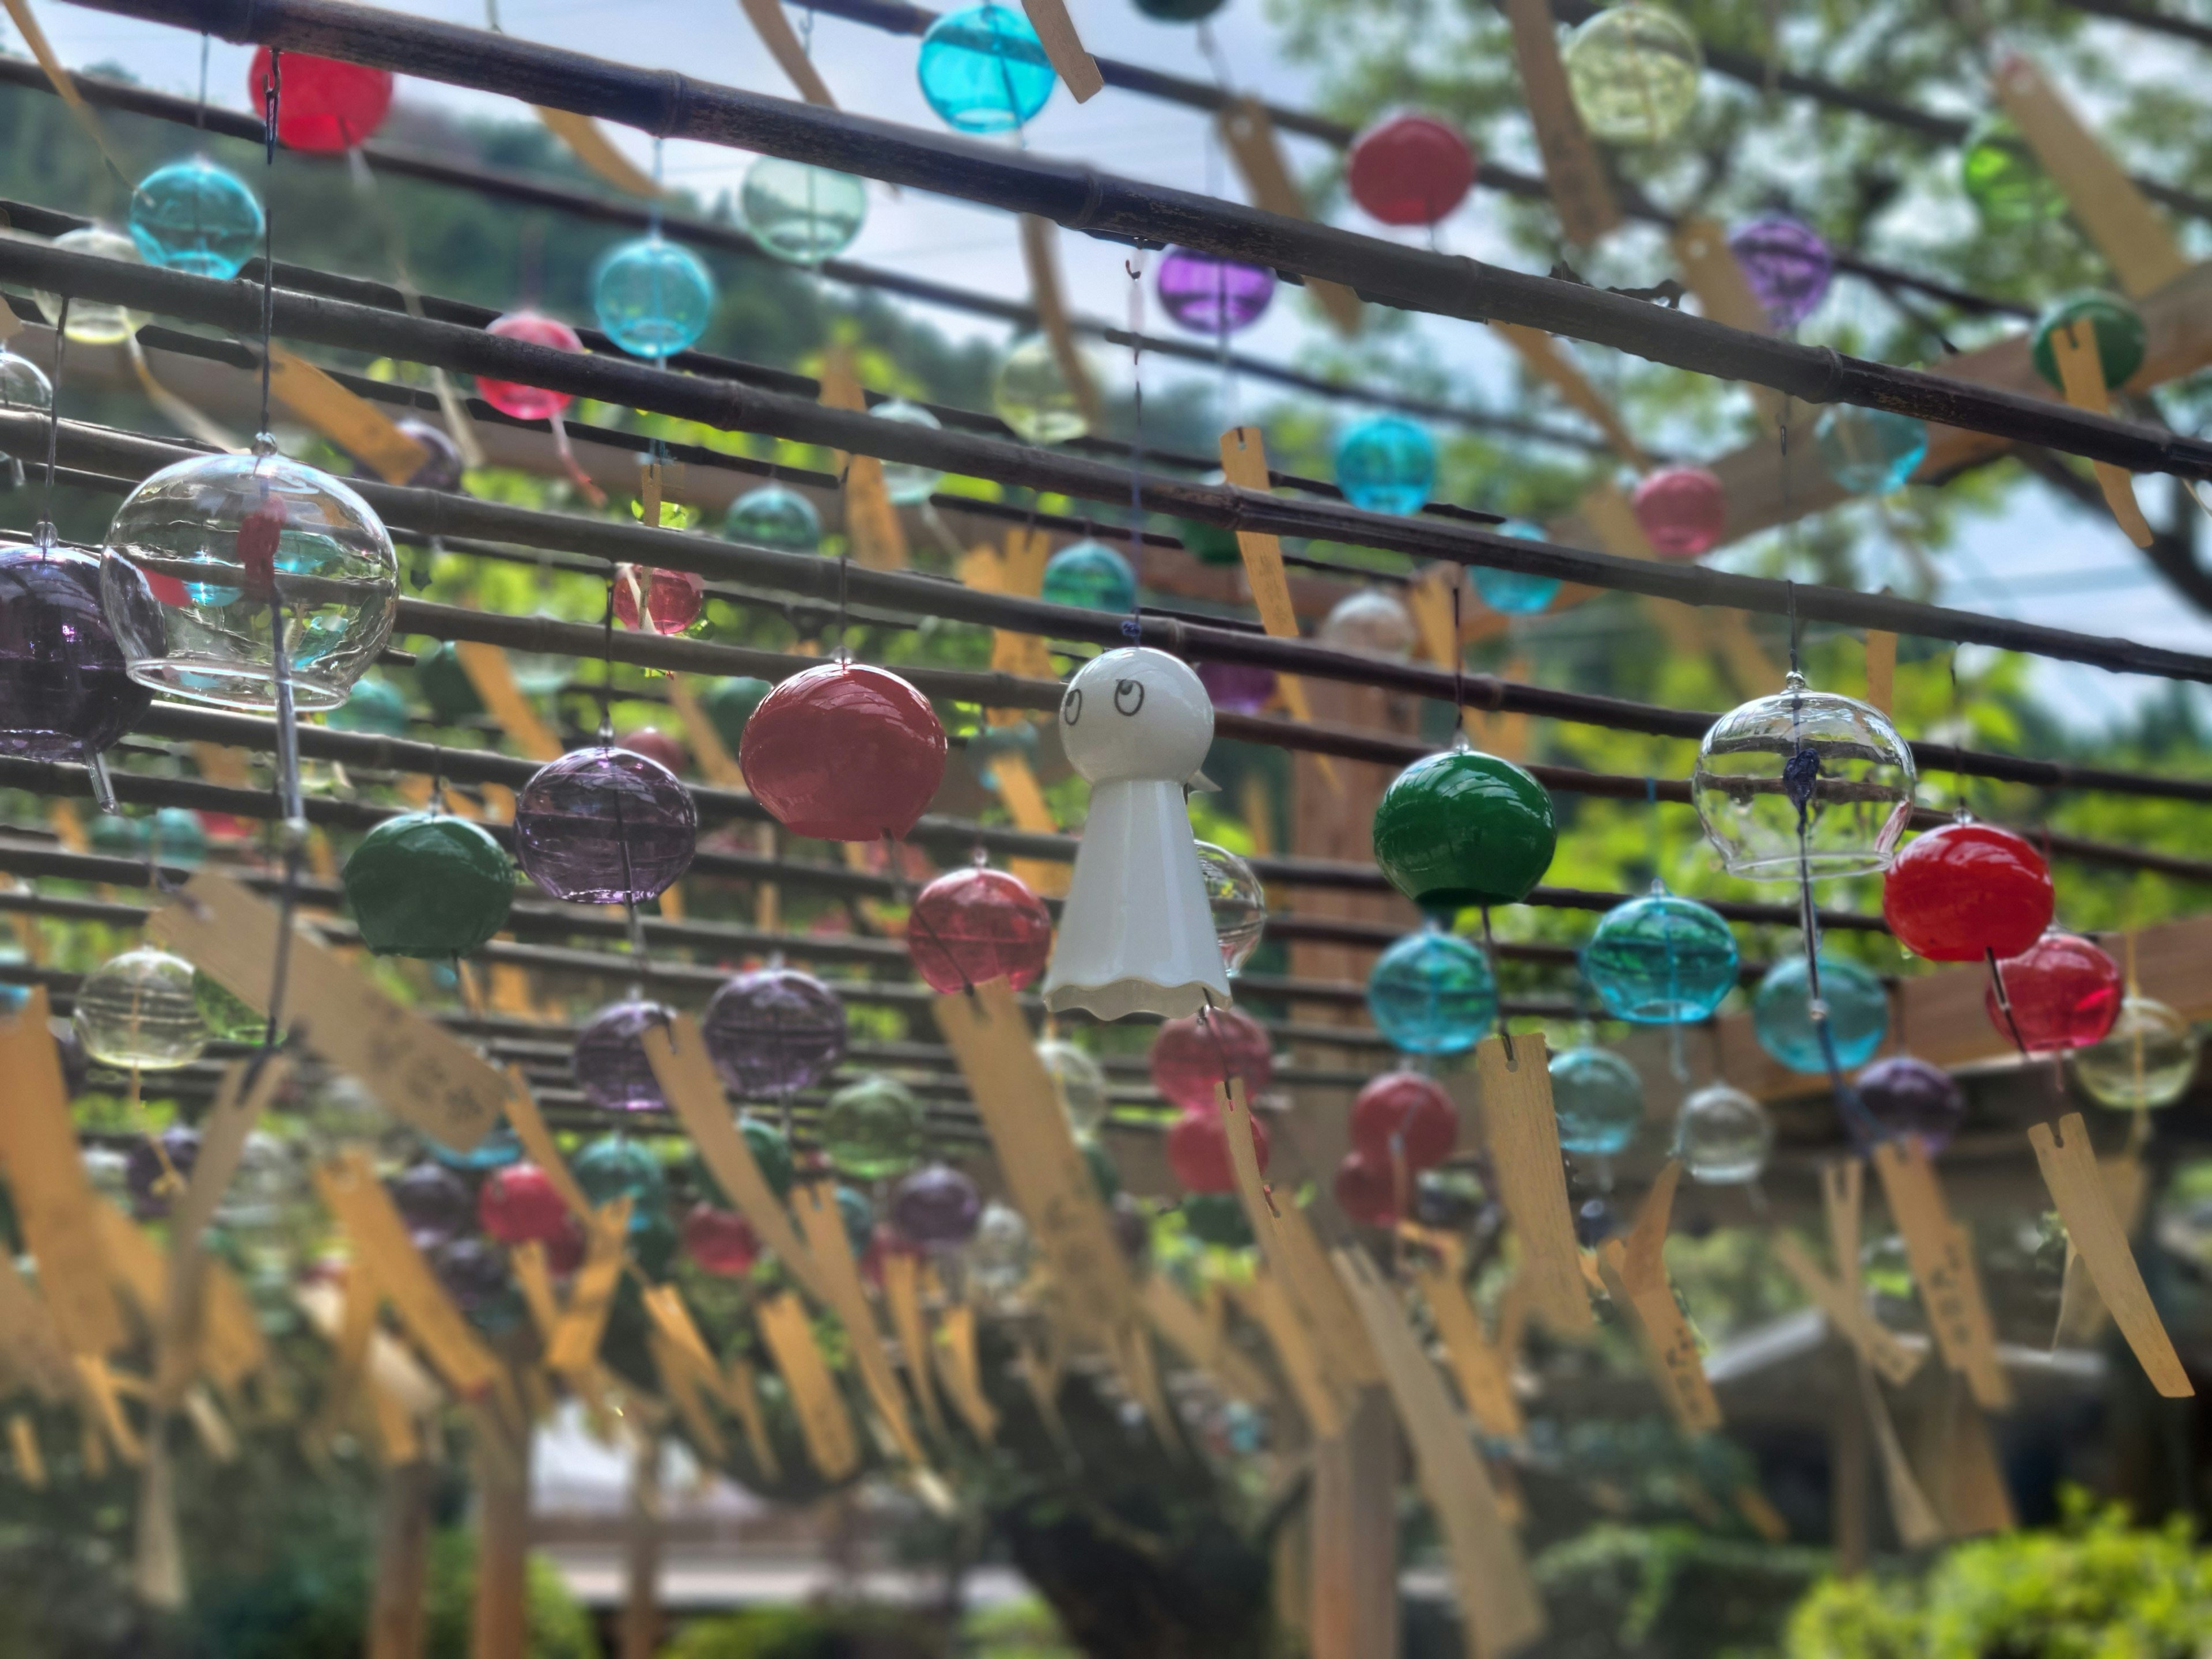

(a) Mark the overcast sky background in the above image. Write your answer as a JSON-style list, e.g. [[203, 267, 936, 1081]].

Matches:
[[22, 0, 2212, 732]]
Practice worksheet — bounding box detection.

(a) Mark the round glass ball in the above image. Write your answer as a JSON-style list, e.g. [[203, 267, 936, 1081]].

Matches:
[[150, 807, 209, 868], [1319, 588, 1416, 660], [0, 539, 149, 765], [1039, 1037, 1109, 1130], [612, 565, 704, 635], [1195, 841, 1266, 974], [1960, 114, 2062, 229], [1677, 1083, 1773, 1184], [723, 484, 821, 552], [994, 334, 1093, 446], [1334, 415, 1435, 515], [1751, 952, 1890, 1073], [573, 1134, 668, 1228], [891, 1161, 982, 1245], [1692, 673, 1916, 881], [1582, 891, 1740, 1024], [1154, 247, 1276, 335], [871, 400, 945, 505], [2070, 996, 2200, 1111], [513, 746, 696, 904], [389, 1160, 474, 1248], [741, 156, 868, 265], [1196, 659, 1277, 715], [101, 448, 398, 711], [1550, 1045, 1645, 1157], [1631, 466, 1726, 558], [1563, 2, 1703, 146], [1474, 522, 1562, 615], [1165, 1103, 1270, 1194], [1334, 1149, 1398, 1229], [36, 228, 143, 345], [703, 967, 847, 1098], [75, 946, 206, 1070], [1986, 932, 2123, 1054], [739, 660, 947, 842], [1349, 1070, 1458, 1169], [342, 811, 513, 958], [616, 726, 687, 777], [918, 2, 1056, 133], [592, 236, 716, 361], [329, 676, 410, 738], [1815, 406, 1928, 496], [573, 999, 676, 1113], [1366, 928, 1497, 1056], [1346, 113, 1476, 226], [906, 863, 1054, 993], [128, 158, 263, 279], [251, 48, 392, 151], [1726, 216, 1832, 330], [962, 1200, 1033, 1299], [2031, 290, 2147, 393], [1149, 1007, 1274, 1113], [1371, 748, 1558, 910], [822, 1073, 927, 1180], [1882, 819, 2052, 963], [683, 1204, 759, 1276], [479, 1162, 570, 1244], [1856, 1054, 1965, 1152], [427, 1123, 522, 1173], [476, 312, 584, 423], [1040, 539, 1137, 613]]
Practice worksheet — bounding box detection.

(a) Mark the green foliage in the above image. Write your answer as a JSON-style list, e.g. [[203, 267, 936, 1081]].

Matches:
[[421, 1530, 598, 1659], [1529, 1523, 1830, 1659], [1786, 1492, 2212, 1659], [664, 1603, 948, 1659]]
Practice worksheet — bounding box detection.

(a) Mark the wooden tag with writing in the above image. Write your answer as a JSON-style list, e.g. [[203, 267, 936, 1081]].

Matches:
[[1495, 324, 1651, 464], [2046, 319, 2154, 548], [756, 1291, 861, 1480], [819, 347, 909, 570], [452, 640, 565, 761], [1595, 1162, 1719, 1433], [1018, 218, 1105, 427], [1465, 1035, 1592, 1336], [0, 991, 123, 1357], [934, 1302, 999, 1444], [266, 347, 429, 486], [148, 873, 505, 1152], [1991, 52, 2186, 299], [1414, 1264, 1524, 1439], [881, 1252, 946, 1438], [1215, 100, 1362, 335], [643, 1017, 835, 1306], [1017, 0, 1103, 101], [2028, 1112, 2191, 1396], [1499, 0, 1619, 246], [533, 107, 659, 198], [1870, 1138, 2010, 1410], [736, 0, 838, 106], [790, 1181, 925, 1463], [1337, 1248, 1544, 1659]]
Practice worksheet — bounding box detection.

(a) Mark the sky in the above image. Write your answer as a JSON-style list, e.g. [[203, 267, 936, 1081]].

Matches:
[[21, 0, 2212, 732]]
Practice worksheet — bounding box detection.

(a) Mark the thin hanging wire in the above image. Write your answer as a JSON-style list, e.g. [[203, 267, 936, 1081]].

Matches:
[[1124, 254, 1146, 645]]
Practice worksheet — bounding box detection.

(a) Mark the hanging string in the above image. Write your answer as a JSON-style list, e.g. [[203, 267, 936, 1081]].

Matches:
[[1452, 579, 1468, 744], [1480, 904, 1513, 1063], [195, 34, 209, 132], [1124, 255, 1146, 643]]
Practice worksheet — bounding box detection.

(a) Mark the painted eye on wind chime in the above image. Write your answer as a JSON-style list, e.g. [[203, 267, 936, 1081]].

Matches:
[[1319, 587, 1417, 660], [74, 946, 207, 1070], [702, 966, 849, 1099], [2070, 997, 2202, 1110], [1334, 415, 1435, 515], [1581, 888, 1740, 1024], [342, 811, 513, 958], [1195, 841, 1267, 974], [1691, 673, 1916, 880], [249, 48, 394, 152], [611, 563, 705, 635], [740, 155, 869, 266], [2029, 291, 2147, 392], [1959, 113, 2063, 229], [592, 236, 717, 361], [35, 228, 144, 346], [1153, 248, 1277, 336], [1631, 466, 1727, 558], [994, 334, 1095, 446], [1985, 931, 2122, 1053], [823, 1073, 927, 1181], [512, 746, 698, 905], [871, 400, 946, 505], [891, 1161, 983, 1247], [1370, 748, 1558, 911], [1149, 1007, 1274, 1113], [1475, 522, 1563, 616], [1880, 817, 2052, 962], [905, 861, 1054, 994], [1815, 407, 1929, 497], [1855, 1055, 1965, 1152], [128, 159, 264, 281], [916, 2, 1057, 132], [1345, 113, 1477, 227], [738, 659, 948, 842], [1676, 1083, 1773, 1184], [574, 1134, 670, 1230], [1366, 927, 1497, 1056], [1750, 953, 1889, 1073], [1349, 1070, 1459, 1169], [572, 999, 679, 1113], [477, 312, 585, 423], [1039, 539, 1138, 613], [722, 484, 822, 552], [1549, 1045, 1645, 1158], [1726, 216, 1833, 331], [1561, 2, 1704, 146], [101, 446, 399, 711]]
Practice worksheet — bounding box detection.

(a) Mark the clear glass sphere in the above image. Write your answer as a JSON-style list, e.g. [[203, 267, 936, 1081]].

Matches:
[[1582, 890, 1740, 1022], [73, 946, 207, 1070], [1334, 415, 1435, 514], [1677, 1082, 1773, 1184], [1563, 2, 1704, 146], [870, 400, 945, 504], [1815, 406, 1929, 496], [1319, 587, 1416, 659], [36, 228, 143, 344], [740, 155, 868, 265], [1195, 841, 1266, 974], [1473, 522, 1561, 615], [1550, 1044, 1644, 1157], [723, 483, 821, 552], [993, 334, 1092, 446], [102, 448, 397, 711], [918, 2, 1056, 133], [961, 1199, 1033, 1301], [0, 349, 52, 423], [128, 158, 264, 279], [1751, 952, 1890, 1073], [1366, 926, 1497, 1056], [2070, 995, 2201, 1111], [591, 236, 716, 361], [1038, 1037, 1109, 1130], [1692, 672, 1916, 881], [1039, 539, 1137, 612], [821, 1073, 927, 1180]]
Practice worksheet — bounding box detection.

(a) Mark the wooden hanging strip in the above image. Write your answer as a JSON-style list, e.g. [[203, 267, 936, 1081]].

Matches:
[[498, 1069, 595, 1219], [933, 1304, 999, 1444], [1869, 1139, 2011, 1411], [1990, 52, 2187, 299], [1864, 627, 1897, 715], [1214, 100, 1363, 335], [1232, 1274, 1344, 1437], [1857, 1361, 1945, 1548], [1337, 1249, 1545, 1659], [1494, 324, 1652, 465], [1594, 1162, 1719, 1433], [1017, 0, 1103, 101], [2028, 1112, 2192, 1396], [736, 0, 838, 106], [1498, 0, 1619, 246], [2045, 319, 2154, 547], [1412, 1265, 1524, 1440], [818, 346, 910, 569], [1142, 1274, 1276, 1407], [790, 1181, 927, 1463], [148, 872, 506, 1152], [0, 1251, 77, 1403], [1907, 1368, 2016, 1538], [0, 0, 132, 178], [534, 107, 660, 198], [756, 1291, 862, 1480], [265, 347, 430, 485], [8, 1415, 44, 1488], [1217, 427, 1335, 789], [1018, 217, 1106, 427], [649, 1331, 726, 1463], [880, 1253, 947, 1438], [961, 531, 1056, 682], [1464, 1035, 1592, 1336], [1772, 1233, 1922, 1387], [724, 1358, 782, 1479], [1671, 217, 1772, 336], [543, 1203, 632, 1376]]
